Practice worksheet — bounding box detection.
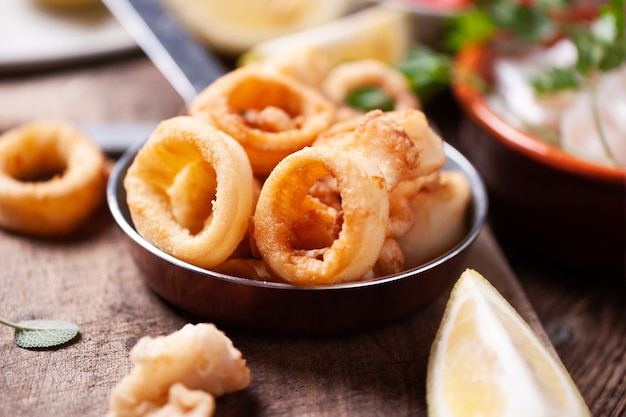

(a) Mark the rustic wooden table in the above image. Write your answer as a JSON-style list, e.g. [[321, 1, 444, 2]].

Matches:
[[0, 52, 624, 416]]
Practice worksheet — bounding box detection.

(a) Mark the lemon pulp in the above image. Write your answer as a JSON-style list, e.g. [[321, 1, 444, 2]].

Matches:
[[427, 268, 591, 417]]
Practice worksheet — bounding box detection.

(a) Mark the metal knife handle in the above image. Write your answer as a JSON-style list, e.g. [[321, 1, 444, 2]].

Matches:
[[102, 0, 226, 105]]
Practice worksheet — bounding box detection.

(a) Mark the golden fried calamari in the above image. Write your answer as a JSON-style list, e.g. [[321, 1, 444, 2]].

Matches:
[[145, 383, 215, 417], [124, 53, 471, 285], [250, 109, 464, 284], [106, 323, 250, 417], [385, 110, 446, 178], [124, 116, 254, 269], [315, 109, 445, 181], [189, 65, 336, 175], [253, 145, 389, 285], [0, 120, 108, 236]]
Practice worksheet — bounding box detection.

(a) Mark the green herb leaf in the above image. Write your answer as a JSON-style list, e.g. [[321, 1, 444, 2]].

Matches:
[[345, 87, 394, 112], [345, 46, 455, 110], [397, 47, 454, 102], [531, 66, 580, 93], [443, 9, 495, 52], [0, 318, 79, 349], [14, 320, 79, 349], [571, 11, 622, 76], [488, 1, 557, 42]]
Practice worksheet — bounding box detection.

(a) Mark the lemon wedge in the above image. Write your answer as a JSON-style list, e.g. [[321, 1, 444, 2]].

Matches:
[[161, 0, 356, 55], [427, 269, 591, 417], [239, 4, 412, 67]]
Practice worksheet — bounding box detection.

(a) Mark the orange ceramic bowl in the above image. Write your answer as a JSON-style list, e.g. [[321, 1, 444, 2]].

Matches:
[[107, 142, 487, 336], [452, 43, 626, 275]]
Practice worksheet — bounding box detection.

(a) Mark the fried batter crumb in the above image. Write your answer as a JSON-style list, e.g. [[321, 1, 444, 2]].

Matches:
[[106, 323, 250, 417]]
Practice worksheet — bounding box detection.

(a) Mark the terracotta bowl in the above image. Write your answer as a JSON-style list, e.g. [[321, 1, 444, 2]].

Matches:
[[452, 43, 626, 275], [107, 142, 487, 336]]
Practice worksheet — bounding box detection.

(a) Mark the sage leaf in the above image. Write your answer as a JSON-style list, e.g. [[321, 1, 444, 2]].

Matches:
[[12, 319, 79, 349]]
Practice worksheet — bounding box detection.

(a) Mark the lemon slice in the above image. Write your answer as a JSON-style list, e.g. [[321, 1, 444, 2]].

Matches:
[[239, 5, 412, 67], [427, 269, 591, 417], [161, 0, 355, 55]]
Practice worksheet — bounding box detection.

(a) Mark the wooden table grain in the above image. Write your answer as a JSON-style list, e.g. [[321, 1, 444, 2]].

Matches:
[[0, 55, 624, 417]]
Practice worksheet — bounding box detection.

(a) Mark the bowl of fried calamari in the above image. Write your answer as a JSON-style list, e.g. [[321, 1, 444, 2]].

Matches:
[[108, 54, 487, 335], [451, 1, 626, 275]]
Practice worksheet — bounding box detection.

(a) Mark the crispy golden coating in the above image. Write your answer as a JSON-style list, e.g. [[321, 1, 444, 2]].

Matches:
[[253, 145, 389, 285], [306, 109, 454, 278], [124, 116, 254, 269], [189, 65, 336, 175], [0, 120, 108, 236], [106, 323, 250, 417], [316, 109, 445, 181], [385, 110, 446, 178]]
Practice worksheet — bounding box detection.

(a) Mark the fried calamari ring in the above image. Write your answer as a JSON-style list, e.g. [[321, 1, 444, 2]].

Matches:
[[314, 110, 421, 192], [253, 146, 389, 285], [316, 109, 445, 180], [189, 65, 336, 175], [322, 59, 420, 111], [351, 110, 420, 191], [124, 116, 254, 269], [0, 120, 108, 236], [386, 110, 445, 178], [313, 110, 437, 240]]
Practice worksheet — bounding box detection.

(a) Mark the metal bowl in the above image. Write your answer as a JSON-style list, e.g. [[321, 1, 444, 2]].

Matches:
[[452, 43, 626, 275], [107, 141, 487, 335]]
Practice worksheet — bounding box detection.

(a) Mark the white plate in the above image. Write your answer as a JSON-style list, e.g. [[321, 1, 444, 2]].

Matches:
[[0, 1, 137, 73]]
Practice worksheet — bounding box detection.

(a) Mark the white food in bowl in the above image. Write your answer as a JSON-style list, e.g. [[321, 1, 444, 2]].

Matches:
[[560, 66, 626, 166], [486, 39, 626, 168]]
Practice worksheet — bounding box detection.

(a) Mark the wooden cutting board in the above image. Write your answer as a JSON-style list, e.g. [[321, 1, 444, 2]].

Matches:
[[0, 208, 551, 416]]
